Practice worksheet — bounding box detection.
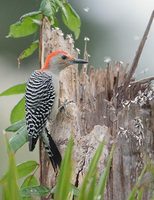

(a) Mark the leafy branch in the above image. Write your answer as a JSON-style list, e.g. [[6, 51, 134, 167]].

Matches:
[[0, 2, 82, 197], [7, 0, 81, 64], [0, 0, 81, 152]]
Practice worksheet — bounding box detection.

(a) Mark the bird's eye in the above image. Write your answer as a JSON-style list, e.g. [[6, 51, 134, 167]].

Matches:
[[61, 55, 67, 60]]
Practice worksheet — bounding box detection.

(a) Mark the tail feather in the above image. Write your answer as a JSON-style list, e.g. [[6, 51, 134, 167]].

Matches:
[[29, 136, 38, 151], [41, 128, 62, 171]]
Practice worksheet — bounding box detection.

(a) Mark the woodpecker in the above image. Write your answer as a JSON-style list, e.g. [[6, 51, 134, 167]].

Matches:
[[25, 50, 88, 170]]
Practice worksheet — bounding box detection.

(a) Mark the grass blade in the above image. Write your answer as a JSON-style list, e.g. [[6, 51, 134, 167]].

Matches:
[[127, 165, 147, 200], [137, 188, 144, 200], [95, 144, 115, 200], [1, 133, 21, 200], [78, 142, 104, 200], [85, 174, 97, 200], [54, 137, 73, 200]]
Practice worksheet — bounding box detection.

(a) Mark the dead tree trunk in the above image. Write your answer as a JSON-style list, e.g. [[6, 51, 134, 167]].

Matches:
[[40, 13, 154, 200]]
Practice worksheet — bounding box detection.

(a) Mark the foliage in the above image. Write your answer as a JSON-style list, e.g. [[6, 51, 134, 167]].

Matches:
[[78, 142, 105, 200], [18, 40, 39, 61], [0, 135, 114, 200], [0, 83, 27, 150], [7, 0, 81, 64], [62, 3, 81, 39], [2, 134, 21, 200], [0, 134, 39, 199], [1, 0, 154, 199], [7, 13, 42, 38], [1, 136, 154, 200]]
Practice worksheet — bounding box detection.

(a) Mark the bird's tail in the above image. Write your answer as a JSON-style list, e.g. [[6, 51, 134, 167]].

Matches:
[[41, 128, 62, 171]]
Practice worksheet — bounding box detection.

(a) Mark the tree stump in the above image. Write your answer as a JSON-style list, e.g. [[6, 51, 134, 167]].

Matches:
[[39, 17, 154, 200]]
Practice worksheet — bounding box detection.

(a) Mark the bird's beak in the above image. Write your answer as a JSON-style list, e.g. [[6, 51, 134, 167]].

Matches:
[[72, 58, 88, 64]]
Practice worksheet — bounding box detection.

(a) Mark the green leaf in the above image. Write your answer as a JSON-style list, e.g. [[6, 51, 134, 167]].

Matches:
[[18, 40, 39, 61], [0, 160, 38, 184], [21, 175, 38, 188], [20, 11, 42, 20], [95, 145, 115, 200], [39, 0, 81, 36], [56, 0, 68, 20], [54, 137, 73, 200], [62, 3, 81, 39], [20, 185, 51, 198], [0, 83, 26, 96], [9, 125, 28, 152], [11, 97, 25, 123], [40, 0, 59, 22], [52, 16, 59, 27], [17, 161, 39, 179], [78, 142, 104, 200], [6, 119, 26, 132], [7, 14, 42, 38], [21, 175, 39, 200]]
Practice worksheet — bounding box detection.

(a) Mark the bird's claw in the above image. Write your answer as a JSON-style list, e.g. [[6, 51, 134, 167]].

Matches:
[[58, 100, 74, 118]]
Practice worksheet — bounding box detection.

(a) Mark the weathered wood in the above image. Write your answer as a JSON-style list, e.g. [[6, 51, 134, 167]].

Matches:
[[39, 17, 154, 200]]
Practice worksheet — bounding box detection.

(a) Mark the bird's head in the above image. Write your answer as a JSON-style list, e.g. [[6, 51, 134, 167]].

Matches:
[[41, 50, 88, 74]]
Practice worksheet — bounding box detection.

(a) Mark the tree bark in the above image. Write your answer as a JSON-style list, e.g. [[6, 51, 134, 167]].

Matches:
[[40, 17, 154, 200]]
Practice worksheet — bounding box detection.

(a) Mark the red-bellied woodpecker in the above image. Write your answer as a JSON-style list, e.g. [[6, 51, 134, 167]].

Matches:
[[25, 50, 88, 170]]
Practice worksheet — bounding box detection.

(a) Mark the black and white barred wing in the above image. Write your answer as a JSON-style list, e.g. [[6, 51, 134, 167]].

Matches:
[[25, 71, 55, 151]]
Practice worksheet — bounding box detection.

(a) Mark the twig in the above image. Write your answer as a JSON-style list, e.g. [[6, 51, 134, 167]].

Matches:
[[130, 76, 154, 85], [123, 10, 154, 90]]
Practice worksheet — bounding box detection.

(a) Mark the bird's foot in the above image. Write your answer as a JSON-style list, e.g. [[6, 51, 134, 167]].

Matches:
[[58, 99, 74, 118]]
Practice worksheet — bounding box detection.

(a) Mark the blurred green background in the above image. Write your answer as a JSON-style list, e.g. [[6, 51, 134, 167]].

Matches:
[[0, 0, 154, 178]]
